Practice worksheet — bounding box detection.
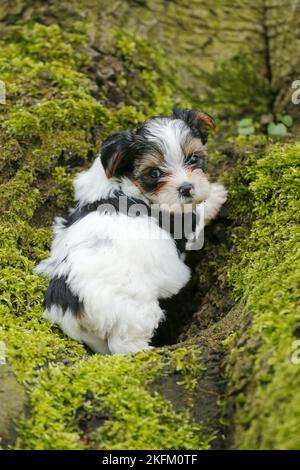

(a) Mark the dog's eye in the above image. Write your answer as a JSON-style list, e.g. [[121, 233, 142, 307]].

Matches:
[[149, 168, 162, 179], [188, 153, 200, 164]]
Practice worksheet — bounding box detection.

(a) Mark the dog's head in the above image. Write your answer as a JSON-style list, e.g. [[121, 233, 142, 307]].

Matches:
[[100, 106, 216, 207]]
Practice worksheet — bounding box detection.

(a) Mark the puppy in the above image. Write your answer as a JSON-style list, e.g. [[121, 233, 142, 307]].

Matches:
[[36, 107, 227, 354]]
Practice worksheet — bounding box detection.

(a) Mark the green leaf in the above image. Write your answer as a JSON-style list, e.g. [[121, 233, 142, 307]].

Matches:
[[238, 118, 254, 128], [267, 122, 287, 138], [279, 115, 293, 128], [238, 126, 255, 136]]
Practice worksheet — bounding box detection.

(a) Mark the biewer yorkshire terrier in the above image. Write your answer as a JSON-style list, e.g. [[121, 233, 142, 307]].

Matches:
[[36, 107, 227, 354]]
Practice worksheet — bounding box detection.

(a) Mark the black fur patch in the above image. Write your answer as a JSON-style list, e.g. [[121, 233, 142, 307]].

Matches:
[[172, 106, 209, 144], [138, 170, 162, 193], [101, 130, 135, 177], [44, 275, 82, 316], [63, 190, 150, 228], [101, 130, 162, 174]]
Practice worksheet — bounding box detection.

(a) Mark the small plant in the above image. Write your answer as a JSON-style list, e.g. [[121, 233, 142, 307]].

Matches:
[[238, 114, 293, 139], [267, 122, 287, 139], [237, 118, 255, 135]]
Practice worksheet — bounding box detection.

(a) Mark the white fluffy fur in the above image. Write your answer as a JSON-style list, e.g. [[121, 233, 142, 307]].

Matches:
[[36, 119, 227, 355], [36, 171, 192, 354]]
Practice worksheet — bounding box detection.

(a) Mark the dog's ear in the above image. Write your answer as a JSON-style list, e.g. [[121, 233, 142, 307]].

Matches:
[[172, 106, 216, 144], [100, 130, 135, 178]]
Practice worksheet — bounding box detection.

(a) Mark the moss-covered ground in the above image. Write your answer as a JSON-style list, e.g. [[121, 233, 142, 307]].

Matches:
[[178, 135, 300, 449], [224, 137, 300, 449]]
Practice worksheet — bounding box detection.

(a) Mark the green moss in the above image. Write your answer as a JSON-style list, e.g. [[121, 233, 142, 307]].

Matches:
[[200, 55, 273, 119], [14, 347, 210, 450], [112, 30, 176, 116], [6, 110, 41, 139], [225, 140, 300, 449]]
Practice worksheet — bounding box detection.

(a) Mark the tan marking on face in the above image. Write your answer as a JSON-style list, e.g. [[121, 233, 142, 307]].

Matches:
[[182, 137, 204, 158], [133, 152, 164, 177], [130, 153, 169, 202], [106, 153, 123, 178], [153, 175, 170, 195]]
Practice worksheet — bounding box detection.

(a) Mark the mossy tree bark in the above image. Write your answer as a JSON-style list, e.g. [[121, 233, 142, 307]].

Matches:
[[1, 0, 300, 103]]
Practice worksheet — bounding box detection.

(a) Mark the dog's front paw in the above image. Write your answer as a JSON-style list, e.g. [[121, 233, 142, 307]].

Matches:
[[210, 182, 227, 206], [204, 183, 227, 224]]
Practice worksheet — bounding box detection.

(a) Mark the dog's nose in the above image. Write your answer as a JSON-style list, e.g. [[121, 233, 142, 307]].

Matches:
[[178, 182, 194, 198]]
